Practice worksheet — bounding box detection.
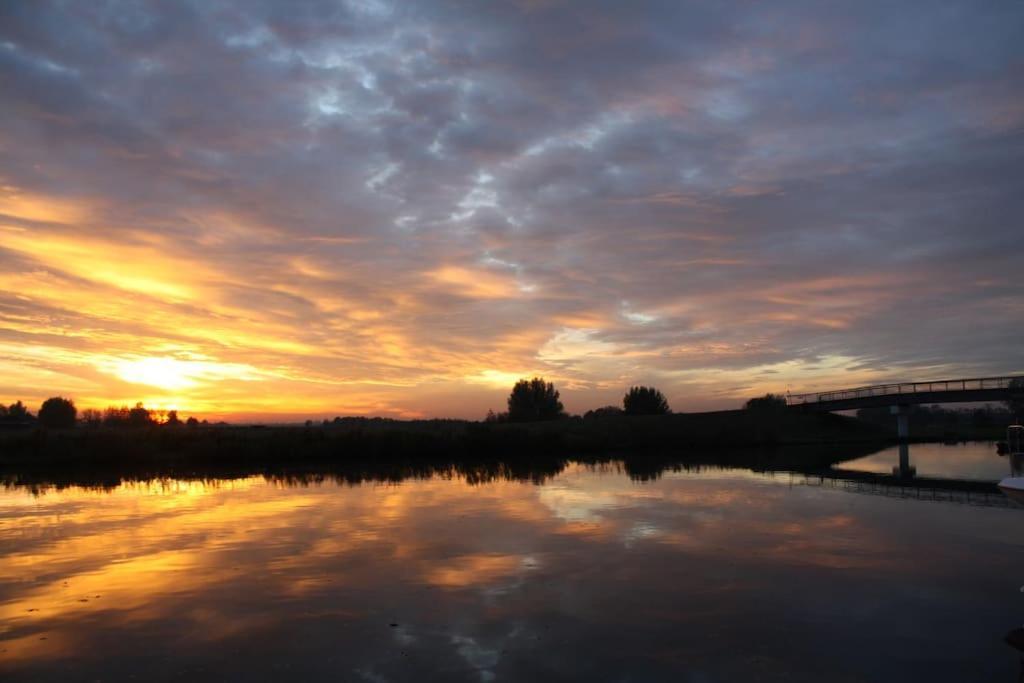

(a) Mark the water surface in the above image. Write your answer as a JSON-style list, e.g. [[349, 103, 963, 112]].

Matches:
[[1, 445, 1022, 681], [842, 440, 1020, 480]]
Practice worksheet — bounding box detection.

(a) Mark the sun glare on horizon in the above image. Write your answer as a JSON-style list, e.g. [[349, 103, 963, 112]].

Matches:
[[112, 357, 201, 391], [107, 357, 262, 394]]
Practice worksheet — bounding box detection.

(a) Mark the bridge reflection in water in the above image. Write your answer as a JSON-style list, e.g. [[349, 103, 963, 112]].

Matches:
[[795, 445, 1024, 509]]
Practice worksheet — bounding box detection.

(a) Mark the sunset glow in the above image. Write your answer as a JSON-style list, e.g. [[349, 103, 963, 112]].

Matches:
[[0, 1, 1021, 420], [107, 357, 260, 393], [2, 5, 1024, 680]]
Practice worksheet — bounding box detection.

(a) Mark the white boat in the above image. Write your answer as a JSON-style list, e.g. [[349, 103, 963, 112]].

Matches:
[[998, 477, 1024, 504]]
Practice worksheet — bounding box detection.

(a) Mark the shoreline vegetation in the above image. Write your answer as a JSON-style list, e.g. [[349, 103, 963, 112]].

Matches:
[[0, 442, 887, 494], [0, 379, 1015, 476]]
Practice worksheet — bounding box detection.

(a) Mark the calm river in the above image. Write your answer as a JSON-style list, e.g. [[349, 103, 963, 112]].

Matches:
[[1, 442, 1022, 681]]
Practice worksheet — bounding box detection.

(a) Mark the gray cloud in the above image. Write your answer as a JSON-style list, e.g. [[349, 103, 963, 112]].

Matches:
[[0, 0, 1021, 417]]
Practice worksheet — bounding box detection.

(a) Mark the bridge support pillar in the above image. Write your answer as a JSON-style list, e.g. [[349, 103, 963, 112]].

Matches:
[[891, 404, 910, 441], [894, 442, 916, 479]]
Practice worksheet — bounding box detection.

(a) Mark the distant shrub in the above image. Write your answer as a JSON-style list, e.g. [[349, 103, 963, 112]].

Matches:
[[128, 403, 154, 427], [103, 403, 155, 427], [39, 396, 77, 429], [744, 393, 788, 412], [507, 377, 565, 422], [583, 405, 624, 420], [103, 406, 130, 426], [623, 387, 671, 415], [3, 401, 31, 421]]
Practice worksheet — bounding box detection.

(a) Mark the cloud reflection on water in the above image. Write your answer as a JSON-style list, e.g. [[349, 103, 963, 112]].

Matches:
[[0, 458, 1022, 681]]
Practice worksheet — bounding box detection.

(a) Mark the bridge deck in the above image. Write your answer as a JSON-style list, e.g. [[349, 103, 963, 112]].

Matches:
[[787, 375, 1023, 412]]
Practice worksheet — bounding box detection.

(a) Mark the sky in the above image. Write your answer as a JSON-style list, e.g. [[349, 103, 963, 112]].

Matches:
[[0, 0, 1022, 421]]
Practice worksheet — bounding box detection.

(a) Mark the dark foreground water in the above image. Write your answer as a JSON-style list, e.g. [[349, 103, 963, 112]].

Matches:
[[1, 443, 1022, 682]]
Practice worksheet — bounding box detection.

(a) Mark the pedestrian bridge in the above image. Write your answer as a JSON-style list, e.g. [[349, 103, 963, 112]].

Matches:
[[786, 375, 1023, 412]]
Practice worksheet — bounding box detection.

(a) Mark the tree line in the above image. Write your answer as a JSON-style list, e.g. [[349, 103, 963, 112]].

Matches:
[[488, 379, 790, 423], [0, 397, 206, 430], [6, 378, 1017, 430], [0, 384, 839, 431], [2, 378, 680, 430], [855, 403, 1018, 429], [485, 378, 673, 422]]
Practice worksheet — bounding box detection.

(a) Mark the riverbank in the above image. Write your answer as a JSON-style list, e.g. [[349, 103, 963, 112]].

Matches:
[[0, 409, 887, 466]]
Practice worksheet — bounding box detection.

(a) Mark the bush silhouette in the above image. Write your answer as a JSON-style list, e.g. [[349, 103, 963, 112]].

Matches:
[[745, 393, 788, 412], [39, 396, 77, 429], [623, 386, 671, 415], [584, 405, 624, 419], [128, 403, 154, 427], [101, 403, 154, 427], [4, 401, 31, 421], [507, 377, 565, 422], [103, 406, 131, 426]]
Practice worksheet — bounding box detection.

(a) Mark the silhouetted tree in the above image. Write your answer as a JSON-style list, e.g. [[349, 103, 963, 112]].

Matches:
[[623, 386, 671, 415], [0, 404, 7, 419], [103, 405, 131, 426], [127, 402, 153, 427], [38, 396, 77, 429], [744, 393, 788, 412], [583, 405, 624, 420], [166, 410, 181, 427], [507, 377, 565, 422], [6, 400, 30, 421], [484, 409, 508, 423], [186, 416, 200, 427], [1007, 378, 1024, 420]]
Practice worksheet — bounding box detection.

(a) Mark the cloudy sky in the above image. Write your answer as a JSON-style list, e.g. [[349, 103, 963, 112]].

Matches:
[[1, 1, 1022, 420]]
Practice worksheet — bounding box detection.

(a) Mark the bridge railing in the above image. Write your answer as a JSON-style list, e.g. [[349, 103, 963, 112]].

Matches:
[[786, 375, 1024, 406], [791, 474, 1017, 509]]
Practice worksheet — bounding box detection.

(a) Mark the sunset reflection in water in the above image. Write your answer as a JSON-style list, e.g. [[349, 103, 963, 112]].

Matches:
[[1, 455, 1022, 682]]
